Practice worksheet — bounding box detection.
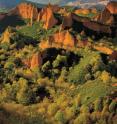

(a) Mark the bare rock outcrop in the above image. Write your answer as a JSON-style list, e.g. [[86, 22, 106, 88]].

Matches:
[[95, 1, 117, 25], [40, 30, 75, 49], [15, 3, 39, 20], [23, 52, 42, 69], [95, 7, 115, 25], [30, 52, 42, 69], [0, 27, 14, 43], [52, 30, 75, 47], [106, 1, 117, 14], [10, 2, 58, 29], [37, 6, 58, 29]]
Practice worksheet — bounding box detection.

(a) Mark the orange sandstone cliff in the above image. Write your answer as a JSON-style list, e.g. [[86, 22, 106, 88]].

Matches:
[[23, 52, 43, 69], [37, 6, 58, 29], [14, 3, 39, 20], [95, 1, 117, 25], [30, 52, 42, 69], [106, 1, 117, 14], [40, 30, 75, 49]]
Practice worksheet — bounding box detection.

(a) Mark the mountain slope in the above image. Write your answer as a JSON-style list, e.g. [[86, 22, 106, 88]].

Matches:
[[0, 0, 110, 9]]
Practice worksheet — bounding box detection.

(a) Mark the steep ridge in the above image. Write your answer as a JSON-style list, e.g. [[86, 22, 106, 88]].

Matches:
[[16, 3, 39, 21], [106, 1, 117, 14], [13, 3, 59, 29], [0, 1, 116, 57], [1, 1, 116, 36], [72, 1, 117, 37], [95, 1, 117, 25], [37, 6, 58, 29]]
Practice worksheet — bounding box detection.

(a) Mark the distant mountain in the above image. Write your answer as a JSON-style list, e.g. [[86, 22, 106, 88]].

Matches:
[[26, 0, 110, 5], [0, 0, 112, 10]]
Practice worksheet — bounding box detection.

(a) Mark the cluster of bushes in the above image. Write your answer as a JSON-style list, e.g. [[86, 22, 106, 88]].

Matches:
[[68, 49, 105, 84], [0, 19, 117, 124], [0, 81, 116, 124]]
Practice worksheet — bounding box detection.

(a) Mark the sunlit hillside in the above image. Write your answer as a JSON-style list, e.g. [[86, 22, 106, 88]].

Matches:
[[0, 1, 117, 124]]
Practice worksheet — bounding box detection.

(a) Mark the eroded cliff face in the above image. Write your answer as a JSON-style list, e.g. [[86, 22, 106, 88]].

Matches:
[[11, 3, 59, 29], [95, 1, 117, 25], [37, 6, 58, 29], [106, 1, 117, 14], [52, 30, 75, 47], [30, 52, 42, 69], [0, 27, 14, 43], [23, 52, 43, 69], [95, 8, 115, 25], [17, 3, 38, 20], [40, 30, 75, 50]]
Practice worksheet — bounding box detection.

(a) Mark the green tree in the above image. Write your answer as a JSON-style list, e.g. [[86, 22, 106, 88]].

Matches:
[[52, 55, 67, 68], [55, 111, 66, 124], [16, 78, 35, 105], [42, 61, 51, 72]]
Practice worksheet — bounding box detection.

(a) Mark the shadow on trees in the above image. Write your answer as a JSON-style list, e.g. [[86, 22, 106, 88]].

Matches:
[[0, 15, 26, 33]]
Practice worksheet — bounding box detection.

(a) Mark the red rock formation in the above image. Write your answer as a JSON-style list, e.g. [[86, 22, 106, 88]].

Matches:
[[106, 1, 117, 14], [95, 8, 115, 25], [52, 31, 65, 44], [37, 6, 58, 29], [95, 1, 117, 25], [23, 52, 42, 69], [63, 31, 75, 47], [0, 27, 13, 43], [40, 30, 75, 49], [16, 3, 39, 21], [53, 30, 75, 47], [30, 52, 42, 69]]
